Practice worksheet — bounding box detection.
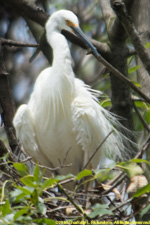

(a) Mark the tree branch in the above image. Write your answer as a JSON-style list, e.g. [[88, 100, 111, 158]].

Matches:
[[111, 0, 150, 76], [0, 39, 19, 152], [1, 38, 39, 48], [92, 52, 150, 104]]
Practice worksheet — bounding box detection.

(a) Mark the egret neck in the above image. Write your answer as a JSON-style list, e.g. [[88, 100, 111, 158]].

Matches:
[[46, 25, 75, 97]]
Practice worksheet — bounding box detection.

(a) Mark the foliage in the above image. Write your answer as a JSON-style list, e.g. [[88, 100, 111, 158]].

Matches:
[[0, 164, 57, 224], [0, 156, 150, 223]]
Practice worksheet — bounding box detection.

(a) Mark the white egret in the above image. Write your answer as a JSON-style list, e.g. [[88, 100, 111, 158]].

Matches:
[[13, 10, 131, 179]]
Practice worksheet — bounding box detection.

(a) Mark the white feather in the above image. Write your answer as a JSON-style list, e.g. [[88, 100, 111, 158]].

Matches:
[[13, 10, 134, 178]]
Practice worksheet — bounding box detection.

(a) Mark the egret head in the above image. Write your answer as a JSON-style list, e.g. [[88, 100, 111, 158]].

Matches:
[[46, 10, 79, 34], [46, 10, 100, 57]]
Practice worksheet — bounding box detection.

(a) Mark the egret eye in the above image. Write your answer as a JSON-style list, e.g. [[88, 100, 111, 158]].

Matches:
[[66, 19, 78, 28]]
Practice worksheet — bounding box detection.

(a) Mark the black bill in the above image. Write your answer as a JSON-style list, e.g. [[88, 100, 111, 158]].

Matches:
[[71, 26, 100, 57]]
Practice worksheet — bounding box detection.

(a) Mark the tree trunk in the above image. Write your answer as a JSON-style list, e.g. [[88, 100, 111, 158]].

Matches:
[[100, 0, 137, 158]]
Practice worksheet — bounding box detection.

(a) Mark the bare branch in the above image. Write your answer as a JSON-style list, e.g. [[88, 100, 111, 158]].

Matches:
[[1, 38, 39, 48], [31, 159, 72, 172], [102, 173, 126, 196], [92, 52, 150, 104], [83, 130, 113, 170]]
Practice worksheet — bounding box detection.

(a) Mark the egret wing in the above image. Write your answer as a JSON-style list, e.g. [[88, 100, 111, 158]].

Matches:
[[13, 104, 51, 167], [71, 79, 124, 169]]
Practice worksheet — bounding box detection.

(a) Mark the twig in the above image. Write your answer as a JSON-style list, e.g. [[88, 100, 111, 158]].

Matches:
[[31, 159, 72, 172], [58, 147, 72, 166], [57, 183, 90, 219], [13, 145, 72, 172], [83, 130, 113, 170], [47, 205, 76, 213], [19, 157, 33, 163], [133, 102, 150, 132], [106, 195, 123, 215], [112, 197, 134, 212], [101, 173, 126, 196], [132, 96, 148, 103], [0, 169, 12, 179], [135, 135, 150, 159], [107, 171, 124, 186]]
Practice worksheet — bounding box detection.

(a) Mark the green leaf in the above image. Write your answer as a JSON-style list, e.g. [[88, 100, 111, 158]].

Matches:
[[145, 42, 150, 49], [94, 168, 107, 176], [134, 183, 150, 197], [94, 168, 117, 182], [37, 202, 47, 215], [0, 152, 9, 161], [76, 169, 93, 180], [13, 163, 29, 176], [134, 101, 147, 108], [100, 99, 112, 108], [10, 186, 34, 203], [127, 55, 134, 66], [144, 110, 150, 124], [140, 204, 150, 219], [132, 80, 141, 88], [14, 208, 28, 221], [3, 213, 14, 223], [88, 204, 113, 218], [34, 218, 56, 225], [31, 189, 39, 206], [42, 178, 58, 190], [130, 158, 149, 164], [94, 169, 108, 182], [128, 65, 141, 74], [117, 162, 143, 178], [17, 186, 34, 195], [21, 175, 36, 187], [34, 164, 40, 183], [2, 199, 11, 216], [10, 188, 24, 202], [55, 173, 74, 181]]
